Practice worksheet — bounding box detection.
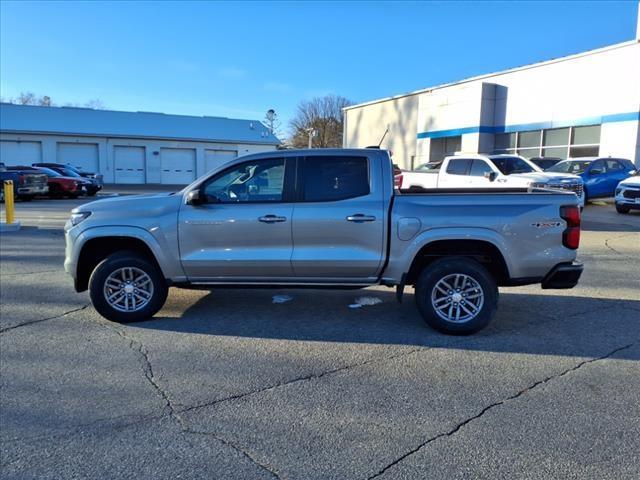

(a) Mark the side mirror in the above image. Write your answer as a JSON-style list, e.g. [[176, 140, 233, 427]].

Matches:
[[629, 170, 637, 176], [590, 168, 603, 175], [483, 171, 498, 182], [186, 189, 204, 206]]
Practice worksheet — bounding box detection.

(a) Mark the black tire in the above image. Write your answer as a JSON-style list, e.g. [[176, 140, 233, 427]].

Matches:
[[87, 190, 98, 197], [89, 251, 168, 323], [415, 257, 498, 335], [616, 203, 630, 214], [49, 184, 63, 198], [17, 195, 33, 202], [67, 192, 80, 199]]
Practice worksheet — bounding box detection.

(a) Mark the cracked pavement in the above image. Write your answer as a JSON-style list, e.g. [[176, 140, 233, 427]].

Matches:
[[1, 199, 639, 479]]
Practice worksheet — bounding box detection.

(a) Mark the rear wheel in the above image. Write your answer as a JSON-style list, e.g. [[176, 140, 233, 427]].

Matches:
[[415, 257, 498, 335], [89, 251, 168, 323], [616, 203, 630, 214]]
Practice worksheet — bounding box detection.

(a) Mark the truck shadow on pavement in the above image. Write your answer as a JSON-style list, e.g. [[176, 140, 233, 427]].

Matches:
[[135, 288, 640, 360]]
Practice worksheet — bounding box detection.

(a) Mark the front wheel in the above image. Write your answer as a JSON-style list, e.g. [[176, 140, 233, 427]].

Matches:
[[615, 203, 630, 214], [89, 251, 168, 322], [415, 257, 498, 335]]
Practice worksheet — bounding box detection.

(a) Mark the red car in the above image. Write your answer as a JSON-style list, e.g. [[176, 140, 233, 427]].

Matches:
[[6, 166, 87, 198]]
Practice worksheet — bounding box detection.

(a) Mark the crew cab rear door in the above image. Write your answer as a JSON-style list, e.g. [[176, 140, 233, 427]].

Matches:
[[291, 155, 385, 281]]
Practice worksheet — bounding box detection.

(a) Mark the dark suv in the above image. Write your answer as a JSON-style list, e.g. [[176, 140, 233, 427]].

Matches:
[[33, 163, 102, 196]]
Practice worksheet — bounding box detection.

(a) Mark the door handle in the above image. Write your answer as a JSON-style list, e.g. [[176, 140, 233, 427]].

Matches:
[[346, 214, 376, 222], [259, 215, 287, 223]]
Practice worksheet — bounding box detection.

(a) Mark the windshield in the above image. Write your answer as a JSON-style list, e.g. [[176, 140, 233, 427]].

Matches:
[[59, 167, 82, 178], [487, 156, 537, 175], [37, 167, 61, 177], [547, 160, 591, 174]]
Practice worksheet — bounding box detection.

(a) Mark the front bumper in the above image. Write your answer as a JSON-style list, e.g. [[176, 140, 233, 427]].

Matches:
[[541, 261, 583, 289], [615, 189, 640, 209], [17, 185, 49, 195]]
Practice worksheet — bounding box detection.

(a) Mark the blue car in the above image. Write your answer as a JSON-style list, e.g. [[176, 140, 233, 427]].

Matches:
[[547, 157, 637, 201]]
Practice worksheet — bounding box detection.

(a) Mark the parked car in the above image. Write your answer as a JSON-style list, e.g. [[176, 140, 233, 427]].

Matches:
[[65, 148, 583, 335], [530, 156, 563, 170], [614, 174, 640, 214], [33, 163, 104, 188], [33, 163, 102, 196], [6, 166, 89, 198], [398, 154, 585, 206], [0, 163, 49, 201], [546, 157, 636, 201]]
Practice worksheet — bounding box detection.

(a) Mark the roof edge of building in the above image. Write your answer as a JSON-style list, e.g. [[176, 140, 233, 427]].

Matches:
[[344, 39, 639, 111], [0, 129, 281, 145]]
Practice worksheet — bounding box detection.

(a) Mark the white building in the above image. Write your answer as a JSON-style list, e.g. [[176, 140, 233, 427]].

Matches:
[[0, 104, 280, 184], [344, 37, 640, 168]]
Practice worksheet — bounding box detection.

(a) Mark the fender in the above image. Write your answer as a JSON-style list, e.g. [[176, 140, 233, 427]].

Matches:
[[383, 226, 514, 284], [67, 225, 187, 282]]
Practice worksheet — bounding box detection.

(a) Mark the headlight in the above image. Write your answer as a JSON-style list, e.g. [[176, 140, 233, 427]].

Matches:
[[615, 188, 623, 195], [69, 211, 91, 226]]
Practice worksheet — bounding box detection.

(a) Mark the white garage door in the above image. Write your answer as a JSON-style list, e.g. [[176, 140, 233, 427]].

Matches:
[[114, 146, 146, 184], [160, 148, 196, 185], [57, 143, 99, 172], [0, 140, 42, 166], [205, 149, 237, 173]]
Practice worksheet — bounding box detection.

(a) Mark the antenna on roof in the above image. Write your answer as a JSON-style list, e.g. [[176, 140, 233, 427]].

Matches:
[[377, 125, 389, 148]]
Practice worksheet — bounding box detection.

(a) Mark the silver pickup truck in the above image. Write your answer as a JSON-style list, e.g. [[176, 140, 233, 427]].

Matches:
[[65, 148, 583, 334]]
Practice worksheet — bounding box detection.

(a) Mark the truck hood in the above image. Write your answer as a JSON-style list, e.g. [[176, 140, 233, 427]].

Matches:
[[509, 172, 583, 183], [618, 175, 640, 187], [74, 192, 181, 214]]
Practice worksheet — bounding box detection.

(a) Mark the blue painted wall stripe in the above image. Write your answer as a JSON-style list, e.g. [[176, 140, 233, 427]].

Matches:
[[417, 111, 640, 139]]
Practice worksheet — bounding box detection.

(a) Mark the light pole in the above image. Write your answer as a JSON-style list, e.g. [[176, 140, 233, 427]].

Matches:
[[306, 127, 317, 148]]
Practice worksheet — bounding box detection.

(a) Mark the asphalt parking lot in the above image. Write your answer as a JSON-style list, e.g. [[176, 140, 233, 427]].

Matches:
[[1, 196, 639, 479]]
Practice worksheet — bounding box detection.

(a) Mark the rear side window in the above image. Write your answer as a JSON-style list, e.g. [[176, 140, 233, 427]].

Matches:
[[446, 159, 472, 175], [606, 160, 623, 171], [303, 156, 369, 202]]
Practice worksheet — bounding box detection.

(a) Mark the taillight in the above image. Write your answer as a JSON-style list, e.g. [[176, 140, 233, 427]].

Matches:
[[560, 205, 580, 249], [394, 174, 403, 189], [18, 174, 25, 185]]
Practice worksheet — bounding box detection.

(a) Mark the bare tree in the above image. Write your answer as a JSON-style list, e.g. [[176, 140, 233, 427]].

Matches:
[[289, 94, 353, 148], [264, 109, 282, 139], [2, 92, 105, 109]]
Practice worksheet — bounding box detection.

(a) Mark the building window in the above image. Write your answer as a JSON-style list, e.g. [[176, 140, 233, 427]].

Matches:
[[429, 135, 462, 162], [494, 124, 600, 160]]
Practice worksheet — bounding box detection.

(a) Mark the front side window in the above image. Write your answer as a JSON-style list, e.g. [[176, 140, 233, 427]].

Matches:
[[606, 160, 623, 171], [446, 159, 472, 175], [303, 156, 369, 202], [590, 160, 606, 174], [469, 160, 493, 177], [202, 158, 285, 203]]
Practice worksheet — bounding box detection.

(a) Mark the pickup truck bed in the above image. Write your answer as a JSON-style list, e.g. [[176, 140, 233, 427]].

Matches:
[[64, 148, 583, 335]]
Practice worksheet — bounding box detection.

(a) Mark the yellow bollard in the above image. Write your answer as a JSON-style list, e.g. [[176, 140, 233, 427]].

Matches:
[[4, 180, 15, 224]]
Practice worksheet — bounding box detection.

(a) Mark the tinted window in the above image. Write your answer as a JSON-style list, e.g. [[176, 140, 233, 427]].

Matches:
[[606, 160, 623, 171], [548, 160, 591, 174], [469, 160, 493, 177], [303, 156, 369, 202], [202, 158, 285, 203], [446, 159, 472, 175], [590, 160, 606, 174]]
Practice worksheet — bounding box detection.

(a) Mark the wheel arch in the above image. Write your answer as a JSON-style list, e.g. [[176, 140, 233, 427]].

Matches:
[[405, 238, 511, 287]]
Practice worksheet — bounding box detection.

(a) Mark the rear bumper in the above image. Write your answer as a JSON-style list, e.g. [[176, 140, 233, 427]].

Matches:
[[541, 261, 583, 289], [17, 185, 49, 195]]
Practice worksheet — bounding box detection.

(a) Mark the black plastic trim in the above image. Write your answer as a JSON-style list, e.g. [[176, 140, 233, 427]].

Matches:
[[541, 261, 584, 289]]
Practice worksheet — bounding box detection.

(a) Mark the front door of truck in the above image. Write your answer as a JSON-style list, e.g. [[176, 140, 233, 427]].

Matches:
[[290, 155, 385, 281], [178, 157, 295, 280]]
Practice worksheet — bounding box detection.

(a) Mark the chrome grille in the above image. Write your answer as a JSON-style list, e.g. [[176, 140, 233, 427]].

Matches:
[[546, 182, 584, 197]]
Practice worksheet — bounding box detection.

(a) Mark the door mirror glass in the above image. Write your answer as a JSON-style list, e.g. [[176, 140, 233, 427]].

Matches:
[[186, 189, 204, 205]]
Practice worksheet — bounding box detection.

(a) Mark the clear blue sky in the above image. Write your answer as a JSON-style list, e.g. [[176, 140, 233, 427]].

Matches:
[[1, 0, 638, 134]]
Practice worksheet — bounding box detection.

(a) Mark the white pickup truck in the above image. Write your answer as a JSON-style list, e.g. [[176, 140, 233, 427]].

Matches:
[[399, 154, 585, 206]]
